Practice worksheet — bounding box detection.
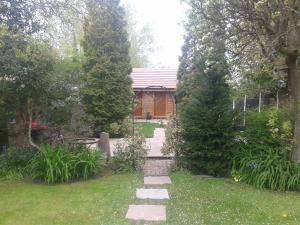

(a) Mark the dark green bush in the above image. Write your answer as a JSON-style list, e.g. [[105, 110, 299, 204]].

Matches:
[[179, 57, 234, 177], [107, 119, 132, 138], [5, 146, 37, 168], [232, 109, 300, 191], [29, 145, 103, 184], [0, 146, 37, 180], [109, 152, 136, 173], [0, 154, 10, 179]]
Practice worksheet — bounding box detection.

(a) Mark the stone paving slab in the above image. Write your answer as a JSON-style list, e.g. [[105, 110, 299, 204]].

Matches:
[[126, 205, 166, 221], [154, 128, 166, 138], [136, 188, 169, 200], [146, 128, 167, 157], [144, 176, 172, 185], [146, 138, 164, 157]]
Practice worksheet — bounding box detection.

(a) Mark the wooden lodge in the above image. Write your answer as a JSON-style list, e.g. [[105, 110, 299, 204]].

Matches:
[[130, 68, 177, 119]]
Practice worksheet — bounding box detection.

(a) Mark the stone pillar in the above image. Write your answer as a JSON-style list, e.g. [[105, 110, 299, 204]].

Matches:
[[98, 132, 111, 160]]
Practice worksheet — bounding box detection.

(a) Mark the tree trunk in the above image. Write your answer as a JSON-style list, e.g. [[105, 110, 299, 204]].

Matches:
[[287, 54, 300, 161], [7, 111, 28, 147], [285, 0, 300, 161], [27, 98, 40, 151]]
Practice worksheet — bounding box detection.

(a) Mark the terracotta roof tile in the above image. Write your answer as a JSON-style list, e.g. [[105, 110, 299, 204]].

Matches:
[[130, 68, 178, 89]]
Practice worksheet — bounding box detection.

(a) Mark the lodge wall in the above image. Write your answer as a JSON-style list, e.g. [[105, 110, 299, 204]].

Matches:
[[133, 90, 175, 119]]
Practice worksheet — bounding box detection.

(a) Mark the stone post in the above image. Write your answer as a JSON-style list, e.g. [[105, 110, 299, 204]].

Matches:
[[98, 132, 111, 160]]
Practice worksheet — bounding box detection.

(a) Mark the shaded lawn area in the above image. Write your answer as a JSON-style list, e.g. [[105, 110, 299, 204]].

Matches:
[[134, 122, 163, 138], [165, 172, 300, 225], [0, 174, 142, 225]]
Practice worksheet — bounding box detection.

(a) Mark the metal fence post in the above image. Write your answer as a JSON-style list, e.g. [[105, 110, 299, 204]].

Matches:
[[243, 95, 247, 126], [258, 92, 262, 113], [276, 90, 279, 109], [232, 99, 235, 110]]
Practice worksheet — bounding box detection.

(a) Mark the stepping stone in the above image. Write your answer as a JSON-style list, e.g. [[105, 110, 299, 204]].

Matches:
[[136, 188, 169, 199], [144, 176, 172, 185], [126, 205, 166, 221]]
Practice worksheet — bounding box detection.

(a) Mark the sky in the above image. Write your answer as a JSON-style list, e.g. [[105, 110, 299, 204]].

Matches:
[[121, 0, 188, 69]]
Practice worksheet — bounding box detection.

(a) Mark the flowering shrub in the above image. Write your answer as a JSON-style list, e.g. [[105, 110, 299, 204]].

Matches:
[[161, 116, 184, 166], [111, 136, 148, 173]]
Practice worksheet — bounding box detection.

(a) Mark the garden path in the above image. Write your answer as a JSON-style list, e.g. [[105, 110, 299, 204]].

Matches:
[[109, 127, 173, 158], [125, 175, 172, 222], [125, 128, 173, 223], [142, 128, 174, 176], [146, 128, 166, 157]]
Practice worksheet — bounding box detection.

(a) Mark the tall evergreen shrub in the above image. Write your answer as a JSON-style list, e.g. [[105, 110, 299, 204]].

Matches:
[[81, 0, 133, 132], [179, 56, 234, 176]]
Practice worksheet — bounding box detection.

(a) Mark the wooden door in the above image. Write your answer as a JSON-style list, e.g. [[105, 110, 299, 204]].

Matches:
[[133, 92, 143, 117], [154, 92, 166, 117]]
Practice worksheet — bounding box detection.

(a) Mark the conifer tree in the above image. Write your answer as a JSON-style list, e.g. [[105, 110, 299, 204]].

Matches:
[[81, 0, 133, 132], [180, 55, 234, 176], [178, 0, 234, 176]]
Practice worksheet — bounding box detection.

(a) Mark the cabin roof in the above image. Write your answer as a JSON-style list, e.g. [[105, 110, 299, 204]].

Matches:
[[130, 68, 178, 89]]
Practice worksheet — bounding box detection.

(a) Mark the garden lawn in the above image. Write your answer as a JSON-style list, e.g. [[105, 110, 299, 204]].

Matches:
[[1, 172, 300, 225], [134, 122, 163, 138], [0, 174, 142, 225], [165, 171, 300, 225]]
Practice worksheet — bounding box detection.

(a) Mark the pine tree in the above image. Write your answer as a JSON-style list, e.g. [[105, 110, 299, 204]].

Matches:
[[81, 0, 133, 132], [180, 55, 234, 177]]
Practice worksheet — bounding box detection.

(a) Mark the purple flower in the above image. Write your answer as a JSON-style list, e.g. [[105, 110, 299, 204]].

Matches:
[[247, 162, 257, 169]]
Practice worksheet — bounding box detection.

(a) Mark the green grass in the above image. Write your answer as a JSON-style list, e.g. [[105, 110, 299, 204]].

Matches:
[[0, 174, 142, 225], [1, 171, 300, 225], [134, 122, 163, 138], [164, 171, 300, 225]]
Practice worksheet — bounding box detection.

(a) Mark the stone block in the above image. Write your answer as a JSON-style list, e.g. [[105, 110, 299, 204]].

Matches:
[[136, 188, 169, 199], [144, 176, 172, 185], [126, 205, 166, 221]]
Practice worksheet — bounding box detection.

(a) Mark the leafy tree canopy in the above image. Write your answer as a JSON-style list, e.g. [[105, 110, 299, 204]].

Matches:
[[181, 0, 300, 161]]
